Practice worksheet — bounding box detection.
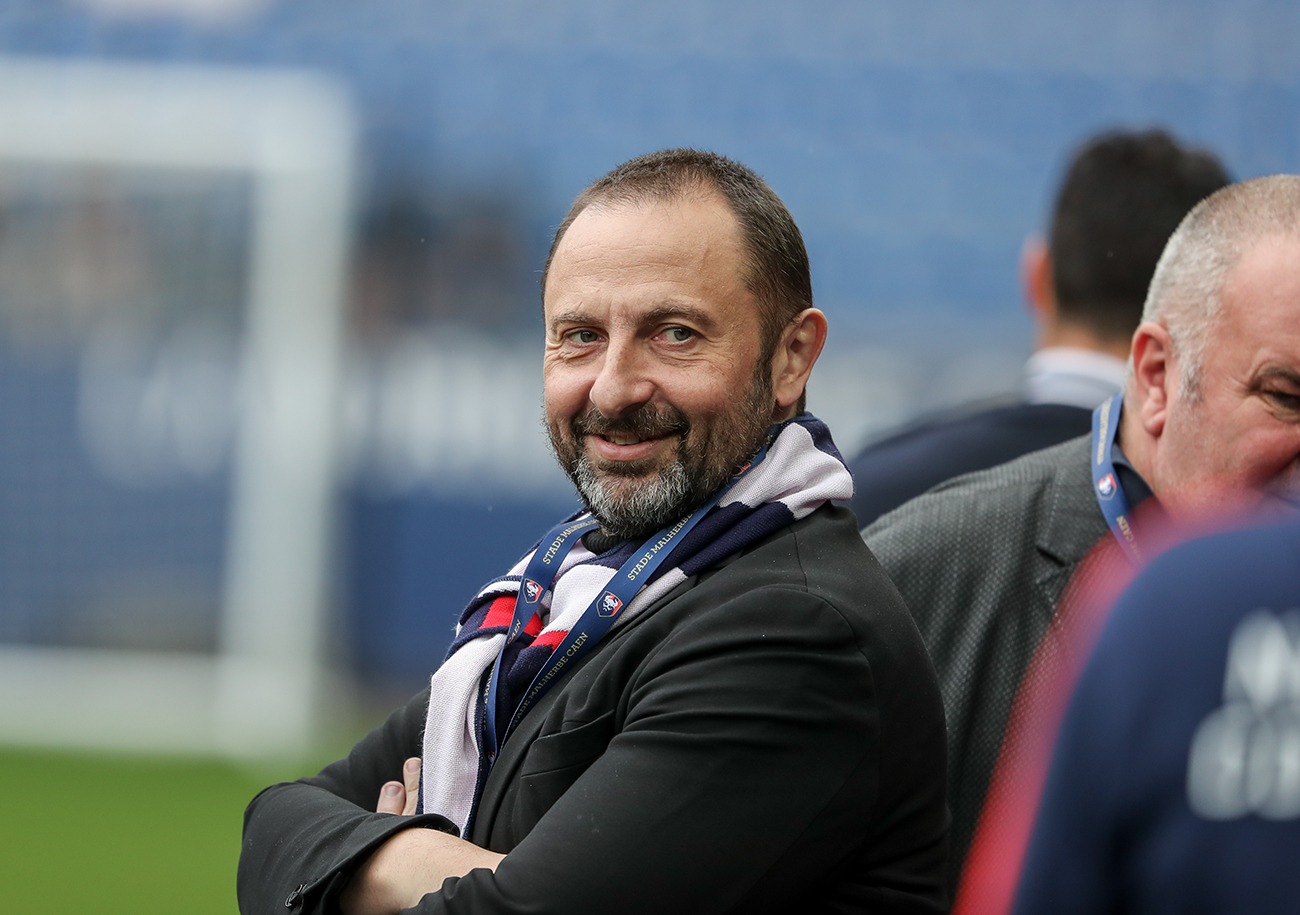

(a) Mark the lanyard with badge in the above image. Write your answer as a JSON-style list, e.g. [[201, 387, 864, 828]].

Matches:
[[479, 442, 770, 765], [1090, 392, 1143, 564]]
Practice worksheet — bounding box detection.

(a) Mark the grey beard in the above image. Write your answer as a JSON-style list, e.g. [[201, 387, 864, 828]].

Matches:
[[550, 354, 778, 542], [570, 451, 698, 541]]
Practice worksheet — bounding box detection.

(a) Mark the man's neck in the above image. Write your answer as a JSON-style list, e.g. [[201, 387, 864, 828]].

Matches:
[[583, 527, 629, 555], [1024, 346, 1127, 408], [1037, 321, 1131, 361]]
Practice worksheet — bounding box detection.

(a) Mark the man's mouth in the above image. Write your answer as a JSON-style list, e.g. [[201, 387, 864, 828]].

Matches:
[[573, 406, 690, 452], [588, 430, 675, 465]]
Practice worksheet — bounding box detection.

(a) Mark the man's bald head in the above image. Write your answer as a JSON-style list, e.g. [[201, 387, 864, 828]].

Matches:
[[1142, 175, 1300, 399]]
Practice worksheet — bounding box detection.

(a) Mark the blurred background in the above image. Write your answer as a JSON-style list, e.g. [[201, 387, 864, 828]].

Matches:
[[0, 0, 1296, 910]]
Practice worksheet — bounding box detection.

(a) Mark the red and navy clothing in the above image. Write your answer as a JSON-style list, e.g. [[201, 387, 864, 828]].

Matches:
[[1014, 519, 1300, 914]]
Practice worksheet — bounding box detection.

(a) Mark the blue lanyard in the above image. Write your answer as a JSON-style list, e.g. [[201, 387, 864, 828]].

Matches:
[[481, 443, 769, 762], [480, 515, 597, 761], [1090, 392, 1143, 565]]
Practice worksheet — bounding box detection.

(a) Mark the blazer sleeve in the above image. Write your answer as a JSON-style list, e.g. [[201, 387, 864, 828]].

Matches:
[[236, 687, 458, 915]]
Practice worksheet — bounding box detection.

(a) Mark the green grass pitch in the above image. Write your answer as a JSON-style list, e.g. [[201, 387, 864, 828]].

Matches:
[[0, 744, 356, 914]]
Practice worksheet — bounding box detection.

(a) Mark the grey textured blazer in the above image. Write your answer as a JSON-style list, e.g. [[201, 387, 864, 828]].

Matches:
[[861, 434, 1109, 893]]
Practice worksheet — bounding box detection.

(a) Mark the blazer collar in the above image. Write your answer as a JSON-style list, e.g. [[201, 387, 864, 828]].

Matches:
[[1037, 435, 1113, 568], [469, 572, 696, 843]]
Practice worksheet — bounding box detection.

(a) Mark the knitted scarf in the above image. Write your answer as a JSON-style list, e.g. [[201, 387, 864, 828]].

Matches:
[[419, 414, 853, 834]]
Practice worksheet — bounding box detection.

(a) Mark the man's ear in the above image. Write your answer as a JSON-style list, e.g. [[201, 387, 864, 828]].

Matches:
[[771, 308, 828, 415], [1021, 237, 1057, 328], [1129, 321, 1174, 437]]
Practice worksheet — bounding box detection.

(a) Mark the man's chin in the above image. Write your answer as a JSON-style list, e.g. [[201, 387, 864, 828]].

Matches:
[[585, 476, 656, 507], [581, 495, 676, 543], [583, 443, 678, 478], [573, 462, 701, 541]]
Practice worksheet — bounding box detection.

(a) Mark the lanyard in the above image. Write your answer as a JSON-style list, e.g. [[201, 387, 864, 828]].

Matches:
[[1090, 392, 1143, 565], [480, 515, 597, 761], [481, 443, 769, 762]]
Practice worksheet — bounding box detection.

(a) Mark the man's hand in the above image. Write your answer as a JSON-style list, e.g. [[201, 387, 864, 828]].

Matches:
[[375, 756, 422, 817], [339, 758, 505, 915]]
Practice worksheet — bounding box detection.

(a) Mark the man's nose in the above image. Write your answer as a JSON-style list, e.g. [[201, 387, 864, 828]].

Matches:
[[589, 339, 655, 418]]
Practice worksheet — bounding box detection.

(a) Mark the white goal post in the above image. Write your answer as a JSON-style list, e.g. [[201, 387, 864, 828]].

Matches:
[[0, 57, 355, 759]]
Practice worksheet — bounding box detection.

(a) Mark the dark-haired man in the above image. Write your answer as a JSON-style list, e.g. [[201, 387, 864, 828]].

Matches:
[[238, 149, 948, 915], [848, 128, 1230, 525], [864, 174, 1300, 896]]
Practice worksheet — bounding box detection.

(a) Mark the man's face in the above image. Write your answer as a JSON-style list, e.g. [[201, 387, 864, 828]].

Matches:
[[1152, 234, 1300, 519], [542, 192, 779, 540]]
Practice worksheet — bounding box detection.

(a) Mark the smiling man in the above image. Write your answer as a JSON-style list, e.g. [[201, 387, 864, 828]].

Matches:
[[238, 149, 948, 915], [862, 174, 1300, 895], [543, 186, 787, 543]]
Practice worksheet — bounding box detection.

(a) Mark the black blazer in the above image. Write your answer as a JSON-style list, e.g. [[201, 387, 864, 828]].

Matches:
[[238, 506, 948, 915]]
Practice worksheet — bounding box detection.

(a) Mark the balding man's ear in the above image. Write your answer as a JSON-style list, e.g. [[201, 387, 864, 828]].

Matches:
[[1130, 321, 1173, 437], [771, 308, 828, 417]]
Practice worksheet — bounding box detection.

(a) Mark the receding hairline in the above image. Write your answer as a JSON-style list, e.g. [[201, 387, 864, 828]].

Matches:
[[549, 182, 742, 264], [543, 174, 749, 292], [574, 169, 729, 214], [563, 180, 741, 237]]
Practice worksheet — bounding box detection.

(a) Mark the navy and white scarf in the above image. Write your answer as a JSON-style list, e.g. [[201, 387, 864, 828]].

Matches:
[[419, 414, 853, 833]]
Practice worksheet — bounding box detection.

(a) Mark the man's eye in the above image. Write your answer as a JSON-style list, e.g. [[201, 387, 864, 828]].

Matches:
[[567, 330, 600, 344], [663, 327, 695, 343], [1266, 389, 1300, 412]]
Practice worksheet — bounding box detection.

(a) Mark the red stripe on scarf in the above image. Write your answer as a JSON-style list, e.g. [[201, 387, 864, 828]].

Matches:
[[533, 628, 568, 649], [482, 595, 516, 629]]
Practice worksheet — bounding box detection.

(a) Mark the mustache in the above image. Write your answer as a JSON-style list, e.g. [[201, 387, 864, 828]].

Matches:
[[571, 405, 690, 440]]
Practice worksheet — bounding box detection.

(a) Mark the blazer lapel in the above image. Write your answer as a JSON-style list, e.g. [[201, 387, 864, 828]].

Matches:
[[470, 656, 566, 845], [1033, 436, 1111, 609], [469, 572, 699, 845]]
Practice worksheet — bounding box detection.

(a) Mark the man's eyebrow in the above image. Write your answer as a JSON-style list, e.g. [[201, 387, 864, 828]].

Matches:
[[547, 309, 592, 328], [548, 303, 722, 330], [1256, 365, 1300, 387], [637, 303, 720, 330]]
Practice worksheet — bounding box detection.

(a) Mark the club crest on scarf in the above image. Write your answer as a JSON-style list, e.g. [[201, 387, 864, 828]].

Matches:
[[522, 578, 543, 603]]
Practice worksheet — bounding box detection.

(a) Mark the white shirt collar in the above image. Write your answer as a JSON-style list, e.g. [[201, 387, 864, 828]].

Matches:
[[1023, 346, 1127, 409]]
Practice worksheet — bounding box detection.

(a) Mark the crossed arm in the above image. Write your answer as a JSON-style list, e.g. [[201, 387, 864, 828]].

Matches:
[[340, 758, 504, 915], [239, 575, 944, 915]]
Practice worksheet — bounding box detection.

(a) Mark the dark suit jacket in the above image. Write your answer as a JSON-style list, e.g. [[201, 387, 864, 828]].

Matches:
[[861, 436, 1109, 894], [239, 506, 948, 915], [847, 401, 1092, 526]]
